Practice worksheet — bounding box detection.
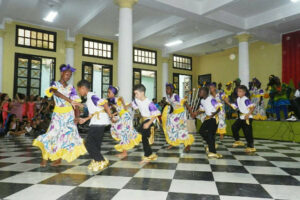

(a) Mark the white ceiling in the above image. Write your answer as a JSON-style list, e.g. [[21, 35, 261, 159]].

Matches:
[[1, 0, 300, 56]]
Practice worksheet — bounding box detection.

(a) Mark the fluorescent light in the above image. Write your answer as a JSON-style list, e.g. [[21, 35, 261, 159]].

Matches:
[[164, 40, 183, 47], [43, 11, 58, 22], [291, 0, 299, 3]]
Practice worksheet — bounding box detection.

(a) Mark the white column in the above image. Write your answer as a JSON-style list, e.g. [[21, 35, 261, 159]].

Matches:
[[162, 57, 169, 97], [236, 33, 250, 86], [65, 41, 75, 85], [0, 30, 4, 92], [115, 0, 138, 103]]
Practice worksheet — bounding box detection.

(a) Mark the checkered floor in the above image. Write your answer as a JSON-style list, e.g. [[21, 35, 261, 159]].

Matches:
[[1, 132, 300, 200]]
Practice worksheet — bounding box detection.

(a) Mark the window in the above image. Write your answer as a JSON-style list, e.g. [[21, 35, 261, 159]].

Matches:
[[83, 38, 113, 59], [82, 62, 113, 98], [133, 48, 157, 66], [173, 54, 192, 70], [16, 25, 56, 51]]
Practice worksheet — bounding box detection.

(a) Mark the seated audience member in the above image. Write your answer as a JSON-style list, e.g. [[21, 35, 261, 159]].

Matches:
[[24, 121, 33, 136], [287, 82, 300, 121], [0, 122, 5, 137], [6, 114, 26, 137]]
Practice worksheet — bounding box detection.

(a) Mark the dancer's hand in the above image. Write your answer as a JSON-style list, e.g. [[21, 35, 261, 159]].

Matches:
[[245, 114, 249, 120], [78, 118, 86, 124], [143, 122, 150, 129], [71, 101, 83, 108], [74, 118, 79, 124]]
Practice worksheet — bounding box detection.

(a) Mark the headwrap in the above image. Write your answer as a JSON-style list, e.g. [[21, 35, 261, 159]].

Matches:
[[252, 78, 261, 87], [60, 64, 76, 72], [209, 82, 217, 87], [108, 85, 118, 95], [226, 81, 233, 86], [234, 78, 241, 83], [166, 83, 176, 90]]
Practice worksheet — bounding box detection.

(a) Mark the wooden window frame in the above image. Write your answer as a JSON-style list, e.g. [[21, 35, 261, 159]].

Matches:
[[82, 38, 114, 60], [15, 25, 57, 52], [133, 47, 157, 66], [172, 54, 192, 71]]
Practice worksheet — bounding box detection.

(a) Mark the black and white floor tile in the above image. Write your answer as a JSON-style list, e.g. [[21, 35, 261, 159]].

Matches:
[[1, 132, 300, 200]]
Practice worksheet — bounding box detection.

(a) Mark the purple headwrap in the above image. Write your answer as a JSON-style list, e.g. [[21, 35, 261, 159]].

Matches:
[[252, 78, 261, 88], [108, 85, 118, 95], [166, 83, 175, 90], [60, 64, 76, 72], [209, 82, 217, 87]]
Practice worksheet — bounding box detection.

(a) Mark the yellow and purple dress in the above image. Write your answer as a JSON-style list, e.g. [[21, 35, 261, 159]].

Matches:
[[109, 97, 142, 152], [250, 87, 267, 120], [214, 92, 227, 134], [33, 81, 86, 162], [162, 93, 194, 147]]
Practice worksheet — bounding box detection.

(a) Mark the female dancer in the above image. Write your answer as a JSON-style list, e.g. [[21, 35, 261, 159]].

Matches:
[[108, 86, 141, 158], [250, 78, 267, 120], [33, 64, 86, 167], [162, 83, 194, 152], [209, 82, 227, 139]]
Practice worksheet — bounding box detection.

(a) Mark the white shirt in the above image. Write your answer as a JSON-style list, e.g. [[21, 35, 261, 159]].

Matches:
[[132, 98, 161, 119], [200, 96, 220, 117], [232, 96, 254, 120], [86, 92, 110, 126], [295, 90, 300, 98]]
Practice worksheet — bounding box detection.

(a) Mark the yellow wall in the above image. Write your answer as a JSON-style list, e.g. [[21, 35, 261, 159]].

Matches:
[[2, 21, 66, 97], [195, 41, 282, 89], [1, 21, 282, 99], [1, 21, 196, 100], [73, 34, 118, 87]]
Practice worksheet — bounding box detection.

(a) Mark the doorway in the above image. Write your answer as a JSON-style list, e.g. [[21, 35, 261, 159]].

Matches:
[[14, 53, 55, 97], [173, 73, 192, 99], [82, 61, 113, 98], [133, 68, 157, 100]]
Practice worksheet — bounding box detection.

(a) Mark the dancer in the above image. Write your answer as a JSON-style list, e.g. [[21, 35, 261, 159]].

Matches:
[[162, 83, 194, 152], [33, 64, 86, 167], [209, 82, 227, 139], [127, 84, 160, 164], [190, 87, 222, 158], [107, 85, 142, 158], [77, 80, 113, 172], [224, 81, 234, 119], [250, 78, 267, 120], [225, 85, 256, 152]]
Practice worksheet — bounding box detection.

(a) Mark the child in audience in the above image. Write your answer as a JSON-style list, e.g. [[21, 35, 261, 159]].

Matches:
[[225, 85, 256, 153], [25, 121, 33, 136], [1, 94, 10, 127], [77, 80, 113, 171], [27, 95, 36, 122], [127, 84, 160, 164]]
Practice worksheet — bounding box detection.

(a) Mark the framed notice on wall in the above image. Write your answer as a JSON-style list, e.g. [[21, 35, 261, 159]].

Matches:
[[198, 74, 211, 86]]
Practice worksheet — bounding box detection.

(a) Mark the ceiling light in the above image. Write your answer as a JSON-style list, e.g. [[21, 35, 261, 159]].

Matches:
[[291, 0, 299, 3], [43, 11, 58, 22], [165, 40, 183, 47], [115, 33, 119, 37]]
